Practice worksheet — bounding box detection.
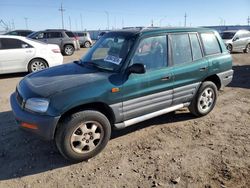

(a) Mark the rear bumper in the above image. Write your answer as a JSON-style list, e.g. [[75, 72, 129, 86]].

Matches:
[[217, 69, 234, 88], [10, 93, 60, 140]]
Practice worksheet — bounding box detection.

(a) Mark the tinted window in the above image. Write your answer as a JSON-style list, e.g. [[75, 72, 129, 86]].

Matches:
[[47, 32, 62, 38], [66, 31, 75, 38], [201, 33, 221, 55], [36, 32, 46, 39], [131, 36, 167, 70], [170, 34, 192, 65], [221, 32, 235, 39], [190, 34, 203, 60], [0, 38, 22, 49]]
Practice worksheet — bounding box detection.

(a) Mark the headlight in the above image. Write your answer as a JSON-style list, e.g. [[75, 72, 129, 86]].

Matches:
[[25, 98, 49, 113]]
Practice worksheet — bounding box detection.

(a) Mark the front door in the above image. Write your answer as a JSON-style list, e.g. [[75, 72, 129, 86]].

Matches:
[[121, 35, 174, 121]]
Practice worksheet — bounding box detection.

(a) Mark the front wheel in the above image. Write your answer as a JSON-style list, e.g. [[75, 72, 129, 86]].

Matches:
[[188, 81, 218, 117], [227, 44, 233, 53], [55, 110, 111, 162]]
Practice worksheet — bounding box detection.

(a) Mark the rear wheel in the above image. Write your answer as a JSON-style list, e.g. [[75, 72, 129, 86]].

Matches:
[[28, 59, 48, 73], [84, 41, 91, 48], [189, 81, 217, 117], [63, 44, 75, 56], [55, 110, 111, 162], [243, 43, 250, 53]]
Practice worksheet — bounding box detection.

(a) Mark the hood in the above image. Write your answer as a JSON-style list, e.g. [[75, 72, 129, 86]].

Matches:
[[20, 62, 112, 97]]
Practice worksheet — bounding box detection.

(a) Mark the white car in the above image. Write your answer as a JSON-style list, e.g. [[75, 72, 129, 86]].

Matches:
[[0, 35, 63, 74]]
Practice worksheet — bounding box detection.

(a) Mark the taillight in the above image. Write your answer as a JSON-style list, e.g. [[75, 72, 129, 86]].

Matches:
[[52, 49, 60, 53]]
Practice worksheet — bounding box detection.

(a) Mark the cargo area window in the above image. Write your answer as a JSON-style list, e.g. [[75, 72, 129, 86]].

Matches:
[[201, 33, 221, 55]]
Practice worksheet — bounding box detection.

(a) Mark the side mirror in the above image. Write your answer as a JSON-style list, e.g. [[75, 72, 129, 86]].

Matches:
[[22, 44, 29, 48], [128, 63, 146, 74]]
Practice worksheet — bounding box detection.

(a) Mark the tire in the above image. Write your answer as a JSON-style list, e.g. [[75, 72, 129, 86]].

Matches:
[[227, 44, 233, 53], [55, 110, 111, 162], [28, 59, 48, 73], [243, 43, 250, 53], [188, 81, 218, 117], [63, 44, 75, 56], [84, 41, 91, 48]]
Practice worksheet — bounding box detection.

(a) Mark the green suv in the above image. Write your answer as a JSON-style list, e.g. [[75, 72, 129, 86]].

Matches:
[[10, 27, 233, 162]]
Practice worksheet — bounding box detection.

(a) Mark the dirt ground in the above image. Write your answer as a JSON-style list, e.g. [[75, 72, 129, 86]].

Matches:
[[0, 49, 249, 188]]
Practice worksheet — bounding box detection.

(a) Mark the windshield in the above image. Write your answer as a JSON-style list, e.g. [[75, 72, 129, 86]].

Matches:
[[81, 34, 134, 72], [221, 32, 236, 40]]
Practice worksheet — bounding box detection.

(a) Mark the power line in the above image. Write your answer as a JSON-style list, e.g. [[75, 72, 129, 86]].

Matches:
[[58, 3, 65, 29]]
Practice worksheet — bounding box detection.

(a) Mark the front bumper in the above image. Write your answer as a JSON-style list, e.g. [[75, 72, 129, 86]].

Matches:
[[10, 93, 60, 140]]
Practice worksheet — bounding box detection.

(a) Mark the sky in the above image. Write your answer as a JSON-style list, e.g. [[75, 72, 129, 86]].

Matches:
[[0, 0, 249, 31]]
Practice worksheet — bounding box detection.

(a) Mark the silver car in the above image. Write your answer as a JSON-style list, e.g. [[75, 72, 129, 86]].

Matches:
[[74, 32, 92, 48], [221, 30, 250, 53]]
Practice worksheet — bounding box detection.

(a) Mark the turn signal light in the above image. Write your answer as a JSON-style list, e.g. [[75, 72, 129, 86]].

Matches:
[[21, 122, 38, 130]]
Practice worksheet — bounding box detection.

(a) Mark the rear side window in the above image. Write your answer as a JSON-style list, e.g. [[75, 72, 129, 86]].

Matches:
[[66, 31, 75, 38], [201, 33, 221, 55], [189, 34, 203, 60], [0, 38, 22, 49], [170, 34, 192, 65], [47, 32, 62, 38]]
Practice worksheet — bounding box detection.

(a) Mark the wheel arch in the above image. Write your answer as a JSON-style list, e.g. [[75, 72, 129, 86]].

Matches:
[[203, 74, 221, 90], [55, 102, 115, 137]]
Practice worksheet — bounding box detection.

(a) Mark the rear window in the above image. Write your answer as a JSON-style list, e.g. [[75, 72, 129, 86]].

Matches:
[[65, 31, 75, 38], [201, 33, 221, 55]]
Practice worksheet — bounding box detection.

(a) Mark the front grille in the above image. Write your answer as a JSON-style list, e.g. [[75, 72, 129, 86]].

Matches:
[[16, 89, 24, 108]]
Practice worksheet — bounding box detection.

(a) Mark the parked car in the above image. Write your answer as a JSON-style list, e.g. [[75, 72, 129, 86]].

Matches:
[[28, 29, 80, 56], [4, 30, 34, 37], [11, 27, 233, 162], [220, 30, 250, 53], [97, 31, 108, 39], [0, 35, 63, 74], [74, 32, 93, 48]]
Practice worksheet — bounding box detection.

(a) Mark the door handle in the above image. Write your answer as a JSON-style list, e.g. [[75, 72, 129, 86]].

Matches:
[[161, 76, 171, 81], [199, 67, 208, 72]]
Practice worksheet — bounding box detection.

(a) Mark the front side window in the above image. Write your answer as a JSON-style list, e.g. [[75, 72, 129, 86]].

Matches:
[[201, 33, 221, 55], [36, 32, 46, 39], [170, 34, 192, 65], [189, 34, 203, 61], [131, 35, 167, 70], [81, 34, 134, 71]]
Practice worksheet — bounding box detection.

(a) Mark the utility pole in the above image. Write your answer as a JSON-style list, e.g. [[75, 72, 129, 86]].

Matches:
[[248, 16, 250, 26], [58, 3, 65, 29], [122, 18, 124, 28], [105, 11, 109, 30], [184, 13, 187, 27], [151, 19, 154, 27], [80, 14, 83, 31], [68, 16, 71, 30], [24, 17, 28, 29]]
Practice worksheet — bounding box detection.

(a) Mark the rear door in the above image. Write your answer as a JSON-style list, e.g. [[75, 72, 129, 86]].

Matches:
[[121, 35, 174, 120], [46, 32, 63, 47], [0, 38, 35, 73], [170, 33, 208, 105]]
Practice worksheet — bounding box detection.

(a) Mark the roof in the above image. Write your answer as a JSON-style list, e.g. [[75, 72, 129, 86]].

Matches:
[[0, 35, 27, 40], [108, 27, 216, 36]]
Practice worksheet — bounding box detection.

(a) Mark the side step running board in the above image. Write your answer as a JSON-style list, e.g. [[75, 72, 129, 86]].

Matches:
[[114, 103, 190, 129]]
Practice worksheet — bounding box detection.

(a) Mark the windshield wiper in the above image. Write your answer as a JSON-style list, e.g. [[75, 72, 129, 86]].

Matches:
[[81, 61, 113, 72]]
